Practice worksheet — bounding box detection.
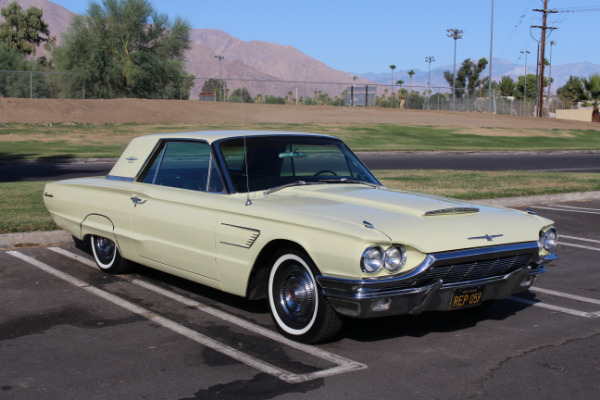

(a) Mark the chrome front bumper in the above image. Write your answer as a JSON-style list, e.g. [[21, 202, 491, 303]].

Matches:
[[317, 242, 557, 318]]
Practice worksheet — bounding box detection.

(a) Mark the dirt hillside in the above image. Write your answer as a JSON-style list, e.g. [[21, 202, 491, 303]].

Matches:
[[1, 98, 598, 133]]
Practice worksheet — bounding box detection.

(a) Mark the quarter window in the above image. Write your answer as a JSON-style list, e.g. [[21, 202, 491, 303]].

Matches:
[[139, 141, 224, 192]]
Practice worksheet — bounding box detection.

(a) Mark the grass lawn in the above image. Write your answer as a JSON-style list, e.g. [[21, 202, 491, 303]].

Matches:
[[2, 122, 600, 160], [3, 170, 600, 234]]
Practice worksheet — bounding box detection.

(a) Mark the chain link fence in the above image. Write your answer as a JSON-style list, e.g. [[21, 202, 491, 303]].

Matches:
[[0, 70, 579, 119], [0, 70, 86, 99]]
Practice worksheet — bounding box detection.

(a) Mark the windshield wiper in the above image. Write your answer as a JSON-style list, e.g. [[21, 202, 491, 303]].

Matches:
[[317, 177, 383, 189]]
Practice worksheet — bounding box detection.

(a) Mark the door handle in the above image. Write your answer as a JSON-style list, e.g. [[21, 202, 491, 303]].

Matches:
[[130, 196, 147, 206]]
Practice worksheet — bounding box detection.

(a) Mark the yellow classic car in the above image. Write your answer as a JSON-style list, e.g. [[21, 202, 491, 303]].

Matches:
[[43, 131, 558, 343]]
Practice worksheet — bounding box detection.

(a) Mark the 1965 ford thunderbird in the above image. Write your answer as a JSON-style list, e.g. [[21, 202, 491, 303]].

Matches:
[[44, 131, 558, 343]]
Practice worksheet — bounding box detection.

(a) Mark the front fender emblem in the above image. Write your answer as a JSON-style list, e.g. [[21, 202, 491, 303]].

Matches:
[[468, 234, 503, 241], [126, 156, 138, 163]]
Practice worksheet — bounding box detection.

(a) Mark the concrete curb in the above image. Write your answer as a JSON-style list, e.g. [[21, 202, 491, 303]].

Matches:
[[0, 230, 73, 250], [3, 191, 600, 250]]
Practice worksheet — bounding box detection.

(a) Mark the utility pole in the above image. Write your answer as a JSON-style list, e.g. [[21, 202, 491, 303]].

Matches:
[[531, 0, 558, 117]]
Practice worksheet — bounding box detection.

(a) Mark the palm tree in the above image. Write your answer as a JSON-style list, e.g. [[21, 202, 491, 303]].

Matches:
[[407, 69, 415, 108], [389, 64, 396, 88], [583, 74, 600, 122], [396, 80, 404, 108]]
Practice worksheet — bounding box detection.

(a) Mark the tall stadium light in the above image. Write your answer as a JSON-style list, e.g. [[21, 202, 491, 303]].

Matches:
[[520, 50, 530, 115], [488, 0, 495, 113], [447, 29, 464, 112], [349, 74, 359, 107], [214, 55, 226, 101], [425, 56, 435, 110]]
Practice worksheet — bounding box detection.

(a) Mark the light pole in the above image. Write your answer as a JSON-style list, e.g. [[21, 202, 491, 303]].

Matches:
[[547, 40, 556, 115], [488, 0, 494, 113], [425, 56, 435, 110], [520, 50, 530, 115], [214, 55, 226, 101], [447, 28, 464, 111], [349, 74, 359, 107]]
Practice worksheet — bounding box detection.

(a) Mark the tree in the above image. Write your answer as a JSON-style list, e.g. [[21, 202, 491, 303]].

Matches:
[[498, 76, 516, 96], [228, 87, 253, 103], [201, 78, 227, 101], [556, 76, 585, 104], [53, 0, 192, 99], [516, 74, 546, 100], [0, 2, 52, 55], [407, 69, 415, 108], [443, 58, 488, 98], [582, 74, 600, 123], [389, 64, 396, 88]]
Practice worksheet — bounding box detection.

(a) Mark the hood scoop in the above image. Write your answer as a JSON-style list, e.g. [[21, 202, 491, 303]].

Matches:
[[424, 207, 480, 216]]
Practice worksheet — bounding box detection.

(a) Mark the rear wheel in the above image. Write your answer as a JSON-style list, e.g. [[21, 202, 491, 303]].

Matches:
[[268, 248, 342, 343], [90, 235, 131, 274]]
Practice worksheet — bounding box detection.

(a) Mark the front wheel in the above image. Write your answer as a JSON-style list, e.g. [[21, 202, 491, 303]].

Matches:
[[268, 249, 342, 343], [90, 235, 131, 274]]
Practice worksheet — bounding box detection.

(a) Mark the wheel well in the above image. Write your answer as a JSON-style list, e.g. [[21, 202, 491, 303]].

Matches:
[[246, 239, 313, 300]]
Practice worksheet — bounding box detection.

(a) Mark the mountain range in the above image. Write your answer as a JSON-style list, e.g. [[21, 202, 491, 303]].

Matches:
[[5, 0, 600, 97]]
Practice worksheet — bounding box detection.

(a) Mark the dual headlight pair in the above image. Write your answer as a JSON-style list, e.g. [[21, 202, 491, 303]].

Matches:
[[361, 245, 407, 274]]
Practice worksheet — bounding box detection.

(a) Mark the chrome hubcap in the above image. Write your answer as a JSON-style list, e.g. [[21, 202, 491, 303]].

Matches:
[[94, 236, 115, 266], [279, 266, 315, 324]]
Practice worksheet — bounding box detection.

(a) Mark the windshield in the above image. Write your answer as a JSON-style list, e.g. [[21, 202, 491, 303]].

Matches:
[[217, 135, 380, 192]]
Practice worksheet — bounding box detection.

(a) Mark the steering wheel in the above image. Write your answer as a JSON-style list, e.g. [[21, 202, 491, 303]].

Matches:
[[313, 169, 338, 176]]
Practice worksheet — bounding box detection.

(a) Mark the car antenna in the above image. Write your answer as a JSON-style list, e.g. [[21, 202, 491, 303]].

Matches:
[[241, 94, 252, 206]]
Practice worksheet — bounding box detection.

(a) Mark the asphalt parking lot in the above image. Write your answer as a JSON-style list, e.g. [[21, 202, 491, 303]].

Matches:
[[1, 199, 599, 400]]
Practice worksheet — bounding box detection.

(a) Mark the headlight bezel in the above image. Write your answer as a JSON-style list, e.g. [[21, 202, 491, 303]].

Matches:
[[361, 246, 384, 274], [384, 245, 407, 272], [361, 245, 407, 274], [539, 227, 558, 251]]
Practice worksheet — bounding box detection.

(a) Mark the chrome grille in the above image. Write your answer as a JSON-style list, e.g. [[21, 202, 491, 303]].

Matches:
[[417, 254, 533, 285]]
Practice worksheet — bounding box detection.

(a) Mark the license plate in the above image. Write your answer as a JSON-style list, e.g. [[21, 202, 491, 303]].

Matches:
[[450, 286, 484, 310]]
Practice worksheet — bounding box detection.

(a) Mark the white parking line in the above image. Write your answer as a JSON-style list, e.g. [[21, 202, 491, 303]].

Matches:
[[530, 287, 600, 306], [533, 206, 600, 215], [10, 250, 367, 383], [560, 235, 600, 245], [48, 247, 366, 380], [559, 242, 600, 252], [509, 296, 599, 319], [548, 205, 600, 212]]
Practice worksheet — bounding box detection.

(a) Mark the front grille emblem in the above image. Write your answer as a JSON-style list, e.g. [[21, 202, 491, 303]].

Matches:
[[468, 234, 504, 241]]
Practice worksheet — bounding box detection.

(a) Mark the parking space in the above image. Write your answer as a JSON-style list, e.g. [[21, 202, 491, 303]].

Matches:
[[2, 200, 600, 399]]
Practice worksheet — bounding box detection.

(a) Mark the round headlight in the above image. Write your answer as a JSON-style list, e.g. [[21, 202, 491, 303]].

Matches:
[[384, 245, 407, 272], [540, 227, 558, 251], [361, 247, 384, 273]]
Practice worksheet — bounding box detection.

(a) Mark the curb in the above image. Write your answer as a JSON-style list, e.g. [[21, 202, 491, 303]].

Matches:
[[0, 230, 73, 250], [2, 191, 600, 250]]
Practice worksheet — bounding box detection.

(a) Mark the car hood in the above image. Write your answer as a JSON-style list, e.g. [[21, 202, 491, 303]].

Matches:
[[260, 184, 550, 253]]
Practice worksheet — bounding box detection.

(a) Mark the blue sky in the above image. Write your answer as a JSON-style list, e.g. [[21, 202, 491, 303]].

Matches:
[[51, 0, 600, 73]]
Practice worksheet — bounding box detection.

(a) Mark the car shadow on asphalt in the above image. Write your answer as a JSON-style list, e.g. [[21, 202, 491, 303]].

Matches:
[[72, 239, 538, 344], [340, 298, 532, 343]]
